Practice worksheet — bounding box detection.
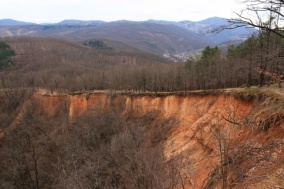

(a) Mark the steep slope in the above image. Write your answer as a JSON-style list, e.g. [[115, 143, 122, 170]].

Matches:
[[65, 91, 284, 188], [1, 88, 283, 188]]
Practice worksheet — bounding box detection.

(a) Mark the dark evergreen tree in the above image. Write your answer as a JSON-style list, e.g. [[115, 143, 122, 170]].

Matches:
[[0, 41, 16, 69]]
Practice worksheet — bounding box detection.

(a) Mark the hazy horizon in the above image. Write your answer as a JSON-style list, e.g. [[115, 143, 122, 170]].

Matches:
[[0, 0, 244, 24], [0, 16, 231, 25]]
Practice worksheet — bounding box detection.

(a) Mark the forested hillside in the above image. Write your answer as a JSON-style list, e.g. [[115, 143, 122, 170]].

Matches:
[[0, 37, 176, 92], [1, 29, 283, 93]]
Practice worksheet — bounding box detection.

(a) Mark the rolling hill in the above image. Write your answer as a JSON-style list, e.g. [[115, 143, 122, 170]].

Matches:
[[0, 21, 214, 58], [0, 17, 255, 60], [57, 21, 215, 55], [0, 36, 173, 91]]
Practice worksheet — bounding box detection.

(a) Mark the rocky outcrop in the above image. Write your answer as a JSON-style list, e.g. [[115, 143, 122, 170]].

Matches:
[[11, 91, 284, 188]]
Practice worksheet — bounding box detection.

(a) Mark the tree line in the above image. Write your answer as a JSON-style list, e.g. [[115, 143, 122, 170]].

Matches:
[[0, 31, 283, 93]]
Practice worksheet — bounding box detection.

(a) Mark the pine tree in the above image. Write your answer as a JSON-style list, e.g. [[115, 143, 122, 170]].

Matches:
[[0, 41, 16, 69]]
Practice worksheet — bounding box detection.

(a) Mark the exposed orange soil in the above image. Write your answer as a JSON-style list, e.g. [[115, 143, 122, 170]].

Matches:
[[9, 90, 284, 188]]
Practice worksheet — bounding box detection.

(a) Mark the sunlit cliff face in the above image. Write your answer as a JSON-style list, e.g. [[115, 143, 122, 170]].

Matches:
[[5, 92, 283, 189]]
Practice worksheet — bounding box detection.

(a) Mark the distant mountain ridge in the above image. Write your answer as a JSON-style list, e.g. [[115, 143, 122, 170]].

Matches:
[[64, 21, 214, 54], [148, 17, 256, 45], [0, 17, 255, 60], [57, 19, 105, 25], [176, 17, 256, 44], [0, 19, 34, 26], [0, 17, 255, 44], [0, 17, 255, 45]]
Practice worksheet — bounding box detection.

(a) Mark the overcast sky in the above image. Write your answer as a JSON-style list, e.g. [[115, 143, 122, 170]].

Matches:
[[0, 0, 244, 23]]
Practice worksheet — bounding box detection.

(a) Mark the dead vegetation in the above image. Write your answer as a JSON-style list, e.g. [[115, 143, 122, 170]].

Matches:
[[1, 88, 283, 188]]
